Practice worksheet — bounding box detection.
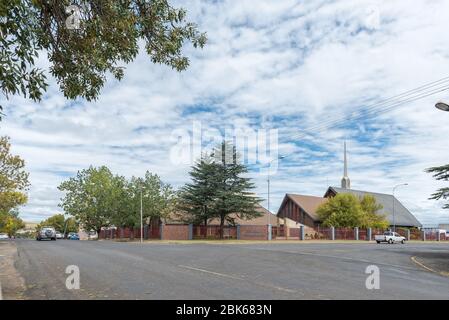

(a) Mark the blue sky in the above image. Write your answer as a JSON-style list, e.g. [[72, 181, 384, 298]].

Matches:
[[1, 0, 449, 225]]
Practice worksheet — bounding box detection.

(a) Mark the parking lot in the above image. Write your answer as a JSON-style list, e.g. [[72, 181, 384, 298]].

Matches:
[[5, 240, 449, 299]]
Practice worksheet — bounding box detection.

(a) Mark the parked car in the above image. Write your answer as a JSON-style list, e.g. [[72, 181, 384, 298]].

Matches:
[[36, 227, 57, 241], [0, 233, 9, 240], [67, 233, 80, 240], [375, 231, 406, 244], [55, 231, 64, 239], [88, 230, 98, 240]]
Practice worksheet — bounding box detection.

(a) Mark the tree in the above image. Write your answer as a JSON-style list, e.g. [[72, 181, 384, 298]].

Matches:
[[0, 136, 30, 215], [317, 193, 364, 228], [113, 172, 176, 237], [178, 158, 219, 225], [179, 142, 263, 238], [0, 214, 25, 237], [426, 164, 449, 210], [317, 193, 388, 228], [58, 166, 116, 235], [0, 0, 206, 114], [360, 195, 389, 229], [36, 213, 79, 234]]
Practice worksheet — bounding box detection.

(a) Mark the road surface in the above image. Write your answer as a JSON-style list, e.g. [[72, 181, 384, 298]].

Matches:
[[11, 240, 449, 299]]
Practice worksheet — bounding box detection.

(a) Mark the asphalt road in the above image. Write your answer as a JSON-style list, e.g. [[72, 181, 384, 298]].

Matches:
[[12, 240, 449, 299]]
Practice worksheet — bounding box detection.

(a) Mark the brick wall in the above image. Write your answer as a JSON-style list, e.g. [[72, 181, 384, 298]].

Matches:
[[239, 225, 268, 240], [161, 224, 190, 240]]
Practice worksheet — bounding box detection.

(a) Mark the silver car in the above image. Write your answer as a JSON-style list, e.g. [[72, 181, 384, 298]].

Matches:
[[36, 227, 57, 241]]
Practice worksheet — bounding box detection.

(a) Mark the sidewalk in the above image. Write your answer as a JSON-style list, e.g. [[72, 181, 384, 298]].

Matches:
[[0, 241, 26, 299]]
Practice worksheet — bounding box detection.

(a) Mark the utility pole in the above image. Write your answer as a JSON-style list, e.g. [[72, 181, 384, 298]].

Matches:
[[140, 189, 143, 244]]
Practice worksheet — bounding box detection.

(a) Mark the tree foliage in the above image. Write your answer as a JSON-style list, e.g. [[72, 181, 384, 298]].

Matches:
[[36, 213, 79, 235], [317, 193, 388, 228], [0, 136, 29, 234], [0, 0, 206, 111], [58, 166, 176, 235], [426, 164, 449, 210], [0, 213, 25, 237], [179, 142, 263, 238], [58, 166, 117, 234]]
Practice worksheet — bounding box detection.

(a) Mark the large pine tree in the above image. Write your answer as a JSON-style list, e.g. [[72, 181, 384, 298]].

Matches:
[[179, 142, 262, 238], [426, 164, 449, 209]]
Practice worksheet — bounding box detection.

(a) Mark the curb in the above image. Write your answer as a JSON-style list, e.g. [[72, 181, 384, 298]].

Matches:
[[411, 256, 449, 278]]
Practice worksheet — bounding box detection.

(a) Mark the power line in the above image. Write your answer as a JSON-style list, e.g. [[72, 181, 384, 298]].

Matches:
[[278, 77, 449, 155]]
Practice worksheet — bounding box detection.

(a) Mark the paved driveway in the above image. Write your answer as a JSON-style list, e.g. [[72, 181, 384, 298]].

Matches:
[[12, 240, 449, 299]]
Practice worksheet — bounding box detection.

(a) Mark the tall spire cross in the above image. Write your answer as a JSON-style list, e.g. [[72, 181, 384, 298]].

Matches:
[[341, 141, 351, 189]]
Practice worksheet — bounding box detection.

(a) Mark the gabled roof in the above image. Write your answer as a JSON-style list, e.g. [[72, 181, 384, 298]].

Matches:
[[277, 194, 328, 221], [325, 186, 422, 228]]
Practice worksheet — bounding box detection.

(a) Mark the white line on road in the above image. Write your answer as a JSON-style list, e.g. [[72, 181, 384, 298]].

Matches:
[[240, 246, 422, 272], [178, 265, 242, 280], [178, 265, 298, 294]]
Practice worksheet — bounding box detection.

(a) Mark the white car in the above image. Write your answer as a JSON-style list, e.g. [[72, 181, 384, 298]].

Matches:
[[0, 233, 9, 240], [88, 231, 98, 240], [55, 232, 64, 239], [375, 231, 406, 244]]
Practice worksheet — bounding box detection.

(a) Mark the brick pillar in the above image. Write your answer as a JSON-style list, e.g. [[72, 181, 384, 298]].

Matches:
[[300, 226, 305, 241], [354, 227, 359, 241], [437, 231, 441, 242], [188, 224, 193, 240], [237, 225, 241, 240], [331, 227, 335, 240], [407, 229, 410, 241], [267, 224, 272, 241], [367, 228, 372, 241], [160, 223, 165, 240], [422, 230, 426, 241]]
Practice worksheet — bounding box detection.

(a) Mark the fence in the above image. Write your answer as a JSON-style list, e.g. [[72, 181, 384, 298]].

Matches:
[[313, 227, 333, 240], [192, 225, 237, 240], [334, 227, 355, 240], [98, 225, 434, 242]]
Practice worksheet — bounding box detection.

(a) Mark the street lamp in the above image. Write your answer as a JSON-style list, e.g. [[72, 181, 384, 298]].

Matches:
[[140, 187, 143, 244], [435, 102, 449, 112], [392, 183, 408, 232], [267, 155, 286, 227]]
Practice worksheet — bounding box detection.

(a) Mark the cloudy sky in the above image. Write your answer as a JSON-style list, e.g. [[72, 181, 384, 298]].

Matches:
[[2, 0, 449, 225]]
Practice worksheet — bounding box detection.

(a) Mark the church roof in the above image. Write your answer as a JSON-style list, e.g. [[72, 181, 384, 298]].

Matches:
[[325, 186, 422, 228], [279, 194, 328, 220]]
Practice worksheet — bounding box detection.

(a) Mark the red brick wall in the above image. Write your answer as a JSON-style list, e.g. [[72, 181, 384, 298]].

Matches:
[[239, 225, 268, 240], [161, 224, 190, 240]]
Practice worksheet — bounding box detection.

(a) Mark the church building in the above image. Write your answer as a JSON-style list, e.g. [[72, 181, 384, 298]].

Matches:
[[277, 142, 422, 229]]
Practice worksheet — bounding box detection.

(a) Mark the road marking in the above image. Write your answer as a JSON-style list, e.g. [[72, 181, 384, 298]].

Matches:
[[410, 256, 435, 273], [178, 265, 298, 294], [240, 246, 419, 272], [389, 268, 409, 275], [178, 265, 242, 280]]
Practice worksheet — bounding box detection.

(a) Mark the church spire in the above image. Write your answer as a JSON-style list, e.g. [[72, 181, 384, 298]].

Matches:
[[341, 141, 350, 189]]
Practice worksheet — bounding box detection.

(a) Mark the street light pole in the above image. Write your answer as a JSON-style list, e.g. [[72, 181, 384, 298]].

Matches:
[[140, 189, 143, 244], [267, 156, 285, 228], [392, 183, 408, 232]]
